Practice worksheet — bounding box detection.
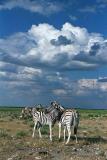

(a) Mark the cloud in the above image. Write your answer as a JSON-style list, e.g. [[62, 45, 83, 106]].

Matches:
[[50, 77, 107, 108], [53, 89, 67, 96], [51, 35, 72, 46], [96, 0, 107, 8], [0, 61, 18, 73], [27, 23, 107, 69], [98, 77, 107, 82], [77, 78, 107, 93], [79, 6, 97, 13], [1, 22, 107, 107], [0, 0, 62, 15], [69, 15, 77, 21], [0, 22, 107, 72], [1, 0, 107, 18], [60, 78, 107, 97], [89, 42, 100, 56], [79, 0, 107, 14]]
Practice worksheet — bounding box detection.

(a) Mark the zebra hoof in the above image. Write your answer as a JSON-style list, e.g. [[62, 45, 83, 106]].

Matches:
[[65, 141, 69, 144]]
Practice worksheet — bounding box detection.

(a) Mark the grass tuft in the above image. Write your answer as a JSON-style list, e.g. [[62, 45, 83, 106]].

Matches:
[[16, 131, 28, 138], [0, 128, 10, 138]]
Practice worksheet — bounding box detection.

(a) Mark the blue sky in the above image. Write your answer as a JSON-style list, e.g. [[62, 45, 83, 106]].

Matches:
[[0, 0, 107, 108]]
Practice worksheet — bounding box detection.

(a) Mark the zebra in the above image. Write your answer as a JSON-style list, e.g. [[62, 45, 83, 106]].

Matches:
[[20, 103, 79, 144], [20, 107, 33, 119], [58, 109, 80, 144], [46, 102, 80, 144], [20, 104, 46, 119], [32, 102, 64, 141]]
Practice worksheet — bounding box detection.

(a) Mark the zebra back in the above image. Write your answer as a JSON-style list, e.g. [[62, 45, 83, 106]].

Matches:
[[32, 102, 65, 127], [60, 109, 79, 129]]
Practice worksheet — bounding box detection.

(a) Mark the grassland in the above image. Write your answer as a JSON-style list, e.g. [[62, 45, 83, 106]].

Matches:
[[0, 107, 107, 160]]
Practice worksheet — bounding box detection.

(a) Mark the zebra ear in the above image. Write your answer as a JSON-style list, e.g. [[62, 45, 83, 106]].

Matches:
[[51, 102, 53, 105]]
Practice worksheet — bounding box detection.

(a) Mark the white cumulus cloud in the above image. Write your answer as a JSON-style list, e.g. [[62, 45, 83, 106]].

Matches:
[[1, 22, 107, 106], [0, 22, 106, 71]]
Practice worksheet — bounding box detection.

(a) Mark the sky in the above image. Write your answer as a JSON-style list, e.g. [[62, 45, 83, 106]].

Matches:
[[0, 0, 107, 108]]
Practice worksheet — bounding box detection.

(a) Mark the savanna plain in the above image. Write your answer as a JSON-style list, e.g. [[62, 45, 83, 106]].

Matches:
[[0, 107, 107, 160]]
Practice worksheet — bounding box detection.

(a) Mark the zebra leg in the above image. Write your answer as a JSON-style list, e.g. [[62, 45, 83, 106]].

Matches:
[[75, 134, 78, 143], [59, 122, 61, 139], [49, 124, 52, 141], [66, 126, 71, 144], [74, 126, 78, 143], [38, 128, 42, 138], [32, 122, 36, 138], [64, 126, 66, 141]]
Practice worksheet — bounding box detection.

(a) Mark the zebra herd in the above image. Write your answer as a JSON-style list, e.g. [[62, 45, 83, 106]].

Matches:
[[20, 101, 80, 144]]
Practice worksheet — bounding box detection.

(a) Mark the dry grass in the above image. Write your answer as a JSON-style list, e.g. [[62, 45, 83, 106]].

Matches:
[[0, 108, 107, 160]]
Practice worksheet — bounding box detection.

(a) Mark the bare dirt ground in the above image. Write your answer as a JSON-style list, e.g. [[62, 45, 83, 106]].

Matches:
[[0, 108, 107, 160]]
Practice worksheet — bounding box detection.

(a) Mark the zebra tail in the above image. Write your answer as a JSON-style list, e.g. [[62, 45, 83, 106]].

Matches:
[[74, 126, 77, 135], [73, 111, 79, 135]]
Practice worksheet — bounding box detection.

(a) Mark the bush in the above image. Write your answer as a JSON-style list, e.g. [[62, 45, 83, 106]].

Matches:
[[88, 114, 94, 118]]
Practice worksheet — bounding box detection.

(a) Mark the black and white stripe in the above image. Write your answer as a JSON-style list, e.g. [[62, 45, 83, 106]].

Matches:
[[32, 103, 64, 141], [20, 107, 33, 119], [59, 109, 79, 144], [20, 102, 79, 144]]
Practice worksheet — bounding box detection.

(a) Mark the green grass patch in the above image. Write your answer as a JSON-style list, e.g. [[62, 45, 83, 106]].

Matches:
[[16, 131, 29, 138], [0, 128, 10, 138], [0, 107, 107, 120], [41, 125, 49, 135]]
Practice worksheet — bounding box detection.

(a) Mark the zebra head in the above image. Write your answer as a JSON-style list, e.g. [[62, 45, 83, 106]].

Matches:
[[51, 101, 65, 112], [20, 107, 33, 119], [49, 101, 65, 121]]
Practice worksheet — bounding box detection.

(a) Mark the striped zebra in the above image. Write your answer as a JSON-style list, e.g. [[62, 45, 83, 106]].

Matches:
[[20, 107, 32, 119], [45, 102, 79, 144], [32, 102, 64, 141], [58, 109, 80, 144], [20, 104, 46, 119], [46, 102, 79, 144]]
